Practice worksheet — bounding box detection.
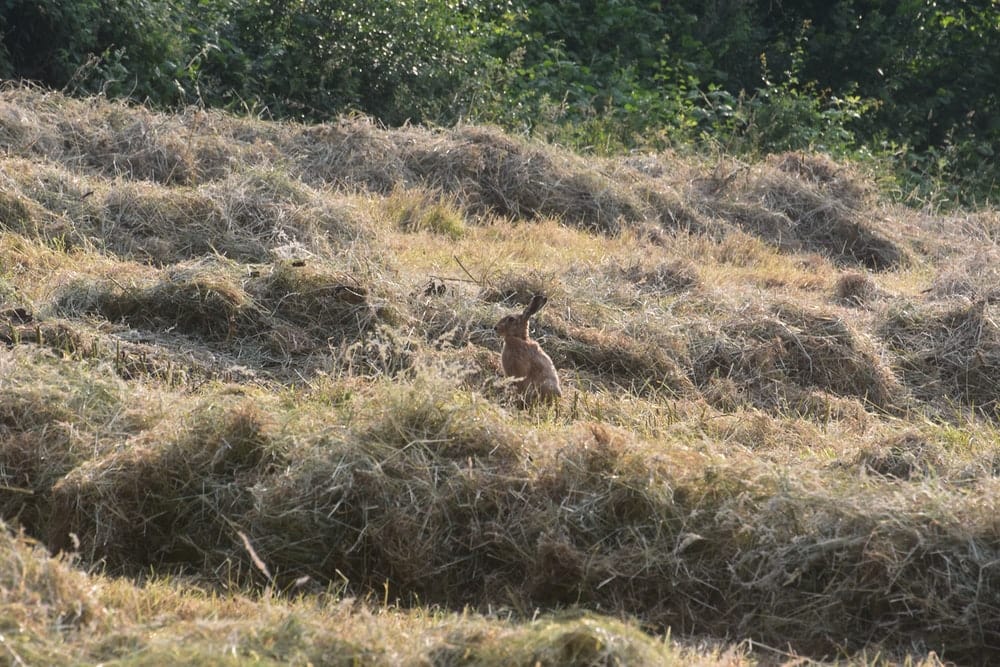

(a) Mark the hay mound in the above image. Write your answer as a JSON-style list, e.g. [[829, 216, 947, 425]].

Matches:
[[0, 521, 99, 630], [623, 258, 699, 294], [714, 152, 905, 269], [76, 260, 254, 342], [295, 121, 650, 233], [405, 126, 647, 233], [49, 399, 281, 565], [834, 270, 884, 307], [925, 248, 1000, 301], [0, 87, 281, 184], [52, 257, 394, 378], [479, 271, 560, 306], [856, 431, 944, 479], [692, 303, 901, 411], [879, 300, 1000, 415], [253, 260, 380, 333], [773, 151, 870, 204], [0, 347, 129, 538], [99, 171, 361, 264], [548, 322, 694, 396]]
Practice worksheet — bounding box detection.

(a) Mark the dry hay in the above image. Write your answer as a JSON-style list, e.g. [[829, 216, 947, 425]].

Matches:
[[855, 431, 945, 480], [925, 247, 1000, 302], [0, 158, 97, 247], [478, 269, 561, 307], [251, 259, 387, 352], [51, 257, 396, 376], [772, 151, 871, 204], [547, 321, 695, 397], [430, 613, 679, 666], [4, 360, 997, 660], [402, 125, 648, 233], [0, 155, 363, 265], [691, 302, 901, 412], [879, 299, 1000, 415], [834, 270, 884, 307], [293, 120, 651, 233], [243, 381, 536, 596], [49, 399, 282, 566], [6, 85, 1000, 662], [0, 86, 282, 185], [722, 481, 1000, 659], [0, 521, 99, 630], [72, 259, 255, 342], [710, 152, 905, 270], [0, 346, 129, 538], [622, 258, 699, 294], [383, 186, 466, 239], [98, 169, 363, 264], [0, 308, 260, 386], [291, 114, 412, 192], [60, 104, 200, 185]]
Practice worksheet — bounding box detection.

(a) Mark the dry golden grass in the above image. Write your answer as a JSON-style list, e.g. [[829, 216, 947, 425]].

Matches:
[[1, 86, 999, 665]]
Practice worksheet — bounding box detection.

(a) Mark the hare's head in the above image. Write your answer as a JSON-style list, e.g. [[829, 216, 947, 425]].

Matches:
[[494, 294, 548, 340]]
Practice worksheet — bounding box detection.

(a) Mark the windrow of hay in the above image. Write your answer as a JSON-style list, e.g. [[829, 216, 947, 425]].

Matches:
[[0, 158, 96, 247], [0, 85, 283, 184], [620, 257, 700, 295], [0, 309, 261, 386], [0, 89, 655, 235], [25, 366, 1000, 661], [5, 85, 1000, 663], [924, 246, 1000, 301], [0, 156, 368, 264], [2, 518, 734, 666], [294, 121, 652, 233], [547, 320, 695, 397], [834, 270, 885, 307], [705, 152, 907, 269], [0, 346, 136, 538], [690, 302, 902, 412], [0, 88, 926, 266], [0, 522, 100, 632], [879, 299, 1000, 416], [51, 257, 395, 375], [49, 398, 283, 565]]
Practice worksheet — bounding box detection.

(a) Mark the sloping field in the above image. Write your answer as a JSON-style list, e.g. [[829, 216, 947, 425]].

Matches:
[[2, 86, 999, 664]]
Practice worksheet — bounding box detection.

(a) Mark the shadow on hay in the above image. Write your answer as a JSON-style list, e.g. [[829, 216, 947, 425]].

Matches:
[[691, 303, 901, 412], [879, 299, 1000, 417], [716, 152, 906, 271], [47, 400, 283, 567], [51, 259, 399, 377]]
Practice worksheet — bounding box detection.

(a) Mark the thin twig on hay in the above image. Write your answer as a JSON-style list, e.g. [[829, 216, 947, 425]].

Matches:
[[453, 255, 484, 288]]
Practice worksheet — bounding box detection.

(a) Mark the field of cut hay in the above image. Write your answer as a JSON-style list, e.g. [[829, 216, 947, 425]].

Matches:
[[2, 86, 999, 665]]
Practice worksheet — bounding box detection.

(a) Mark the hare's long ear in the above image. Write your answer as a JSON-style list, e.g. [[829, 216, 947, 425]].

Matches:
[[523, 294, 548, 318]]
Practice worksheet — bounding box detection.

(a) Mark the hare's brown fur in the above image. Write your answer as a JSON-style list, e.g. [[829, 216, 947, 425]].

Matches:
[[494, 294, 561, 403]]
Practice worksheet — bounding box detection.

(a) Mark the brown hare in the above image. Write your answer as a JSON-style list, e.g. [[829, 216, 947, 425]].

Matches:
[[494, 294, 562, 403]]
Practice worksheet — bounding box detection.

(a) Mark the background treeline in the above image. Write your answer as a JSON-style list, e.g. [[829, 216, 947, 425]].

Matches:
[[1, 0, 997, 205]]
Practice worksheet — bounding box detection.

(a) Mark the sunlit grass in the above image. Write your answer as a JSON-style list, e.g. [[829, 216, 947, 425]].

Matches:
[[1, 86, 998, 664]]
